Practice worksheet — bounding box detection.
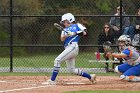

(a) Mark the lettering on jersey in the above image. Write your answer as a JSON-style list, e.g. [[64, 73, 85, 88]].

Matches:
[[66, 27, 77, 31], [72, 27, 77, 31]]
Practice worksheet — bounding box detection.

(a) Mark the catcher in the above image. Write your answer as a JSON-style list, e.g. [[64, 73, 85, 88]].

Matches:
[[42, 13, 96, 85], [106, 35, 140, 82]]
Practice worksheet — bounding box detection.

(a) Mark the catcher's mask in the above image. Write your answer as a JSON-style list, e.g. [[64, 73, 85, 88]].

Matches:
[[118, 35, 131, 50]]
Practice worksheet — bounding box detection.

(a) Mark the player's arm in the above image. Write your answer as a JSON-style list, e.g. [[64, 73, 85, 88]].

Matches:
[[60, 31, 67, 41], [60, 35, 66, 41], [76, 23, 88, 36], [111, 53, 127, 58], [112, 49, 131, 59], [83, 30, 88, 36], [107, 48, 130, 59], [76, 29, 88, 36]]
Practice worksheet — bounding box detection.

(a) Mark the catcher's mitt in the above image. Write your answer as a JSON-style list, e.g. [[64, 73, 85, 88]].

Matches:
[[103, 41, 112, 53], [103, 41, 113, 59]]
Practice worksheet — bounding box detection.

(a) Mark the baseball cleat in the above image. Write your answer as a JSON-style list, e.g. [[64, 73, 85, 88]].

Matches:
[[90, 74, 96, 84], [42, 79, 56, 85], [127, 76, 140, 82]]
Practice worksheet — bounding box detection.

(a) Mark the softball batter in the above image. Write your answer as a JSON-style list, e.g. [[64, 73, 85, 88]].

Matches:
[[42, 13, 96, 85]]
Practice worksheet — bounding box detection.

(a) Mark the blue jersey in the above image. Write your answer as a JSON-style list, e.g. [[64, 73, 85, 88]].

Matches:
[[62, 23, 86, 47]]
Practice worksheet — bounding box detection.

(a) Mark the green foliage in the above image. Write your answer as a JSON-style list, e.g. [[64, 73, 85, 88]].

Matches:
[[95, 0, 111, 14], [12, 0, 45, 26], [0, 31, 8, 40], [0, 26, 8, 41], [13, 0, 44, 15], [0, 72, 50, 76], [0, 0, 9, 15], [43, 0, 121, 15]]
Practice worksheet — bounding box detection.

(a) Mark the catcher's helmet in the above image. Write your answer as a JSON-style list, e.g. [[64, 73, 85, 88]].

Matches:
[[118, 35, 131, 45]]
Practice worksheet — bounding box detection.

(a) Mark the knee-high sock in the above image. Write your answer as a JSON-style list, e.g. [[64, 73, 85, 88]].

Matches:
[[51, 66, 60, 81], [81, 72, 91, 79], [73, 69, 91, 79]]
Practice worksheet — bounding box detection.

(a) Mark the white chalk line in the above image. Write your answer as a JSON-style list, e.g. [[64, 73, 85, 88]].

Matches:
[[0, 80, 85, 85], [0, 85, 53, 93], [0, 80, 37, 86], [0, 80, 7, 83]]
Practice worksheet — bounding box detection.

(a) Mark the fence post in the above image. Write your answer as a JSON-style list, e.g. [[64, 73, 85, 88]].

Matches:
[[120, 0, 123, 32], [10, 0, 13, 72]]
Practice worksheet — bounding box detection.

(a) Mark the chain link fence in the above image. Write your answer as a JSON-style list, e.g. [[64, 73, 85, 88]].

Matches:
[[0, 0, 140, 73]]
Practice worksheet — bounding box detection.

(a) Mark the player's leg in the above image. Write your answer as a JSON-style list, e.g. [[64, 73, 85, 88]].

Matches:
[[120, 64, 140, 81], [46, 45, 78, 84], [114, 62, 133, 74], [66, 58, 96, 83]]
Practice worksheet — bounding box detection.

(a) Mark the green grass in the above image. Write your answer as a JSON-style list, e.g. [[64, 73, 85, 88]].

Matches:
[[0, 72, 51, 76], [0, 52, 113, 68], [0, 72, 116, 76], [64, 90, 140, 93]]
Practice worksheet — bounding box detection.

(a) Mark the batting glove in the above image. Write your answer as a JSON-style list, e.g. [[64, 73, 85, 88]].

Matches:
[[67, 31, 76, 36]]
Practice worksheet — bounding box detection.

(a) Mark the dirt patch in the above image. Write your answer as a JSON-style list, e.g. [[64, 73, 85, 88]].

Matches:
[[0, 76, 139, 93]]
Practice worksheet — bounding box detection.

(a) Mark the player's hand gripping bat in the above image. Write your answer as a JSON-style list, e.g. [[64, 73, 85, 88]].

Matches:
[[54, 23, 74, 36], [54, 23, 86, 36]]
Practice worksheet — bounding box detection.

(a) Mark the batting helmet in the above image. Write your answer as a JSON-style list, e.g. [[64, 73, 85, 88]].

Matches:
[[61, 13, 75, 23]]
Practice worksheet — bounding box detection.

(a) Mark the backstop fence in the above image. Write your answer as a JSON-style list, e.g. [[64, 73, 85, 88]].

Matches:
[[0, 0, 139, 73]]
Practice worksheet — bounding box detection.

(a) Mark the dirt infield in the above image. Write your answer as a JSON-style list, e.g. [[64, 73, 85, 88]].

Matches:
[[0, 76, 140, 93]]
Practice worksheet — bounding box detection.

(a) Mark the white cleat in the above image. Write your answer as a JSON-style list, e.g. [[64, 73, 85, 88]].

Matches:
[[42, 79, 56, 85], [90, 74, 96, 84]]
